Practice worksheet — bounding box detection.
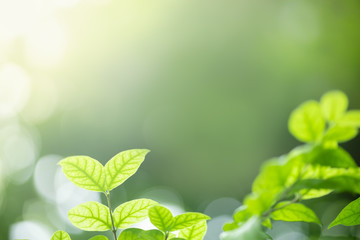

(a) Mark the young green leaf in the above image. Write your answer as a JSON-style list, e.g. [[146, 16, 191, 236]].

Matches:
[[58, 156, 106, 192], [105, 149, 150, 191], [233, 205, 251, 224], [51, 231, 71, 240], [337, 110, 360, 128], [320, 90, 348, 121], [178, 220, 207, 240], [329, 197, 360, 228], [118, 228, 164, 240], [148, 205, 174, 232], [113, 198, 158, 229], [223, 222, 239, 231], [89, 236, 109, 240], [271, 202, 321, 225], [300, 189, 333, 200], [171, 212, 210, 231], [323, 126, 358, 143], [288, 100, 325, 142], [220, 217, 272, 240], [68, 201, 112, 231]]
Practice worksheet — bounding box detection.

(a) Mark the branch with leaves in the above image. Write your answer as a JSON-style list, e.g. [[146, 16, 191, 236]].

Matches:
[[48, 149, 210, 240], [221, 91, 360, 240]]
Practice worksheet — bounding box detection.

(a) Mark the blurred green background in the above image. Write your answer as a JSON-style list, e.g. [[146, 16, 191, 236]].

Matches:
[[1, 0, 360, 239]]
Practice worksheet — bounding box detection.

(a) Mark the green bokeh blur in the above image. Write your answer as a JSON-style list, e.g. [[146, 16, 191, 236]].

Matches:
[[0, 0, 360, 239]]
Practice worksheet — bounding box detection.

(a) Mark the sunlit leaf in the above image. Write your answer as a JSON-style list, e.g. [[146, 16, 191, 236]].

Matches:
[[89, 236, 109, 240], [105, 149, 150, 191], [320, 91, 348, 121], [244, 192, 276, 216], [51, 231, 71, 240], [323, 126, 358, 143], [118, 228, 164, 240], [148, 205, 174, 232], [329, 197, 360, 228], [233, 205, 251, 224], [223, 222, 239, 231], [271, 202, 321, 225], [68, 201, 112, 231], [300, 189, 333, 200], [337, 110, 360, 128], [288, 100, 325, 142], [171, 212, 210, 231], [58, 156, 106, 192], [178, 220, 207, 240], [220, 217, 272, 240], [113, 198, 158, 229]]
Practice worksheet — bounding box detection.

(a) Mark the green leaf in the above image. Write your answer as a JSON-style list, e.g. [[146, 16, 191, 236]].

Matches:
[[271, 202, 321, 225], [171, 212, 211, 231], [178, 220, 207, 240], [320, 90, 348, 121], [220, 217, 272, 240], [329, 197, 360, 228], [118, 228, 164, 240], [262, 218, 272, 229], [310, 146, 357, 168], [337, 110, 360, 128], [148, 205, 174, 232], [223, 222, 239, 231], [51, 231, 71, 240], [113, 198, 158, 229], [58, 156, 106, 192], [323, 126, 358, 143], [288, 100, 325, 142], [233, 205, 251, 223], [68, 201, 112, 231], [105, 149, 150, 191], [300, 189, 333, 200], [244, 191, 275, 216], [89, 236, 109, 240]]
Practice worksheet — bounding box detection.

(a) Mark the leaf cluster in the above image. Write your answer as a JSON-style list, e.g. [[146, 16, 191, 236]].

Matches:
[[49, 149, 210, 240], [222, 91, 360, 239]]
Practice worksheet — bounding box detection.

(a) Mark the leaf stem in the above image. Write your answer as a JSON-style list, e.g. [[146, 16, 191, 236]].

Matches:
[[105, 191, 117, 240]]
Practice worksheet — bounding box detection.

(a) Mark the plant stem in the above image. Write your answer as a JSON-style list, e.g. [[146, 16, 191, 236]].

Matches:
[[105, 191, 117, 240]]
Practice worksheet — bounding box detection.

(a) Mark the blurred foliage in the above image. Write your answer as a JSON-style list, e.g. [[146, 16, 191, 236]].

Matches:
[[0, 0, 360, 239]]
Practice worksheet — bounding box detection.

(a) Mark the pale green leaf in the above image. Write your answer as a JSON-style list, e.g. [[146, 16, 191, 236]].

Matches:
[[118, 228, 164, 240], [58, 156, 106, 192], [271, 202, 321, 224], [105, 149, 150, 191], [171, 212, 210, 231], [89, 236, 109, 240], [113, 198, 158, 229], [220, 217, 272, 240], [178, 220, 207, 240], [288, 100, 325, 142], [320, 90, 348, 121], [148, 205, 174, 232], [51, 231, 71, 240], [329, 197, 360, 228], [337, 110, 360, 128], [68, 201, 112, 231], [323, 126, 358, 143]]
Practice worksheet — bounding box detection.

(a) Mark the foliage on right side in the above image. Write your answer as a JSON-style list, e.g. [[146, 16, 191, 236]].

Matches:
[[221, 90, 360, 240]]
